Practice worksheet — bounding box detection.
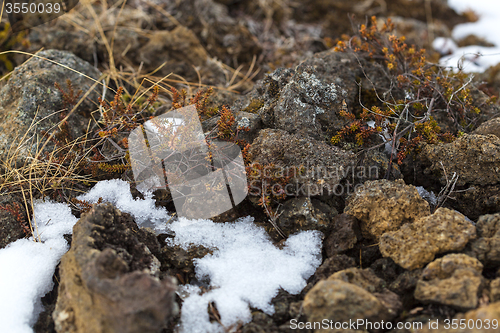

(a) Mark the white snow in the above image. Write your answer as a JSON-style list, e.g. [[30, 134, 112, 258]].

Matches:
[[0, 179, 323, 333], [76, 178, 170, 233], [438, 0, 500, 72], [0, 202, 77, 333], [432, 37, 458, 55], [168, 217, 323, 332]]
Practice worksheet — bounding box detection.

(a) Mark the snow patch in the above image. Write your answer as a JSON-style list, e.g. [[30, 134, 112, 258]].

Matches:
[[440, 0, 500, 72], [76, 179, 170, 233], [168, 217, 323, 332], [0, 202, 77, 333], [0, 180, 322, 333]]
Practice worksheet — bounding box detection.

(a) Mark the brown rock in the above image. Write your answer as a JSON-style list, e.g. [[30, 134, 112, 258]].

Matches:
[[450, 185, 500, 222], [247, 128, 355, 197], [370, 258, 403, 284], [310, 254, 356, 284], [329, 268, 403, 317], [53, 204, 177, 333], [278, 197, 337, 235], [418, 134, 500, 187], [463, 301, 500, 332], [380, 208, 476, 270], [303, 279, 394, 333], [329, 268, 385, 294], [489, 278, 500, 302], [415, 254, 484, 311], [324, 213, 362, 256], [467, 213, 500, 266], [344, 179, 431, 240], [389, 269, 423, 295]]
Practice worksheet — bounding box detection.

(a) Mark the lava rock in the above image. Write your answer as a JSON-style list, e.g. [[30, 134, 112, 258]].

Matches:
[[408, 134, 500, 220], [240, 50, 363, 140], [415, 254, 484, 311], [303, 279, 395, 332], [489, 278, 500, 302], [467, 213, 500, 267], [329, 268, 386, 294], [235, 111, 263, 144], [0, 50, 101, 164], [418, 134, 500, 187], [370, 258, 404, 284], [53, 203, 177, 333], [462, 301, 500, 332], [324, 213, 362, 256], [344, 179, 431, 240], [329, 268, 403, 318], [277, 197, 337, 235], [247, 128, 355, 197], [380, 208, 476, 270], [474, 117, 500, 139], [310, 254, 357, 284]]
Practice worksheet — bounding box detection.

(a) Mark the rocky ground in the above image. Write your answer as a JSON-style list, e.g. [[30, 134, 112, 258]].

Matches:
[[1, 0, 500, 332]]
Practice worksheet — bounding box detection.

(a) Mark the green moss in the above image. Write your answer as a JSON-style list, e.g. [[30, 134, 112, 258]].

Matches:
[[243, 98, 264, 113]]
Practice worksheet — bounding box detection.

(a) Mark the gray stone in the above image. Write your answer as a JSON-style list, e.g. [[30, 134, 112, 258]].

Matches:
[[0, 50, 101, 164]]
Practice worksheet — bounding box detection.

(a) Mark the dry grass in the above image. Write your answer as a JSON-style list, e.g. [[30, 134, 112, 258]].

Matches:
[[0, 0, 259, 241]]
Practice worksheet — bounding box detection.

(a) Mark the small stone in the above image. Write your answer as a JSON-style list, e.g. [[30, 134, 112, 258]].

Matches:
[[415, 254, 484, 311], [489, 278, 500, 302], [310, 254, 356, 284], [324, 213, 362, 256], [303, 279, 394, 332], [468, 213, 500, 266], [247, 128, 355, 198], [328, 268, 385, 294], [329, 268, 403, 317], [278, 196, 337, 235], [380, 208, 476, 270], [344, 179, 431, 240]]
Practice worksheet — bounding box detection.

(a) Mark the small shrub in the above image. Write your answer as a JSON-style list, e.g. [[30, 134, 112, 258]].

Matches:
[[332, 17, 492, 164]]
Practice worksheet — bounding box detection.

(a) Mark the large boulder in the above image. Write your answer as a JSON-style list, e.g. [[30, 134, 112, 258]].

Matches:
[[237, 51, 363, 141], [53, 204, 178, 333], [380, 208, 476, 270], [0, 50, 101, 164]]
